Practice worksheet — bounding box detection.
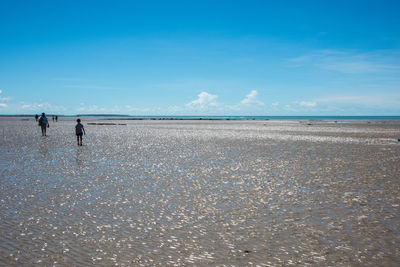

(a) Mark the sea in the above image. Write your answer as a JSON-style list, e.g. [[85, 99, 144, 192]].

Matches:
[[1, 116, 399, 265], [2, 114, 400, 121], [31, 115, 400, 121]]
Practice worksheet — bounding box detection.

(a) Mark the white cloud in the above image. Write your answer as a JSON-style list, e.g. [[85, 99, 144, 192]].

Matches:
[[124, 105, 150, 113], [283, 104, 297, 112], [186, 91, 218, 109], [184, 90, 268, 114], [63, 85, 119, 90], [165, 105, 184, 114], [0, 89, 12, 101], [271, 102, 279, 107], [0, 103, 7, 108], [52, 77, 83, 82], [320, 60, 399, 74], [316, 94, 400, 109], [288, 50, 400, 74], [300, 101, 317, 107], [0, 96, 12, 101], [76, 104, 152, 114], [77, 105, 106, 113], [240, 90, 264, 106], [21, 102, 67, 113]]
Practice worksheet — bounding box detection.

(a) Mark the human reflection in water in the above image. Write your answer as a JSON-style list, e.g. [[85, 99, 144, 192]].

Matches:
[[39, 139, 48, 156], [75, 148, 84, 167]]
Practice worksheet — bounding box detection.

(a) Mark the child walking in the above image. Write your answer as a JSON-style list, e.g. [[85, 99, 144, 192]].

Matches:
[[75, 119, 86, 146]]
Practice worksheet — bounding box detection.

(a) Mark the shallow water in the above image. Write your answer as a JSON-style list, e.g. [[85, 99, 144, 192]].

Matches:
[[1, 118, 400, 266]]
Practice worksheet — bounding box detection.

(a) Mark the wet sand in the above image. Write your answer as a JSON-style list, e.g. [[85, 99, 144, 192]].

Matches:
[[1, 117, 399, 266]]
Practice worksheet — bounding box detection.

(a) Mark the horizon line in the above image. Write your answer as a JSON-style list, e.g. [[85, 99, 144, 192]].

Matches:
[[1, 114, 400, 118]]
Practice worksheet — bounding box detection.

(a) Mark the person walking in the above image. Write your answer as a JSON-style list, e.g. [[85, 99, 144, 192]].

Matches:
[[38, 113, 49, 136], [75, 119, 86, 146]]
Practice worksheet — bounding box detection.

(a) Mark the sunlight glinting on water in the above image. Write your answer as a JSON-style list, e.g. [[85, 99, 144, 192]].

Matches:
[[1, 119, 399, 266]]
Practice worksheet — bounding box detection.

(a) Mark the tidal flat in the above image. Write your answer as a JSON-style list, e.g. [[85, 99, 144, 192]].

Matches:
[[1, 118, 399, 266]]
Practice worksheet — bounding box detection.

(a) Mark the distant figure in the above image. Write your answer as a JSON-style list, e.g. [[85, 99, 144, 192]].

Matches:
[[38, 113, 49, 136], [52, 115, 55, 122], [75, 119, 86, 146], [35, 114, 39, 122], [55, 115, 58, 122]]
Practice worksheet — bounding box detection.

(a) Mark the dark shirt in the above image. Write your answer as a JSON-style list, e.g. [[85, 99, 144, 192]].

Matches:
[[75, 123, 84, 134]]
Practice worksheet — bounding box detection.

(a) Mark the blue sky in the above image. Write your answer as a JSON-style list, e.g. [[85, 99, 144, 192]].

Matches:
[[1, 0, 400, 115]]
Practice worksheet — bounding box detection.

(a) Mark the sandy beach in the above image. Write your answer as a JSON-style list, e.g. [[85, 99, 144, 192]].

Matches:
[[0, 117, 399, 266]]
